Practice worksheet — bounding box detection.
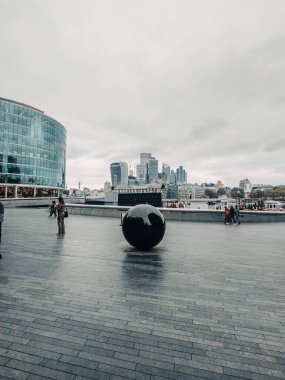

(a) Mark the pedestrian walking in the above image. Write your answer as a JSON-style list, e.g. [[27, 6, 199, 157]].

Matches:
[[234, 205, 241, 224], [229, 206, 235, 224], [224, 206, 230, 224], [56, 196, 66, 235]]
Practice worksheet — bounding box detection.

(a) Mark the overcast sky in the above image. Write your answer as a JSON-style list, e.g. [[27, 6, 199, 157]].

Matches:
[[1, 0, 285, 189]]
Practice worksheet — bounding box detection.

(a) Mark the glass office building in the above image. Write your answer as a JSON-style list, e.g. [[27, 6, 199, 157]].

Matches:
[[0, 97, 66, 198], [110, 162, 128, 187]]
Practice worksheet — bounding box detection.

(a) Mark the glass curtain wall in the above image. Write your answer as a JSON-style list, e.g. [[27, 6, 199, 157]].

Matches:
[[0, 98, 66, 196]]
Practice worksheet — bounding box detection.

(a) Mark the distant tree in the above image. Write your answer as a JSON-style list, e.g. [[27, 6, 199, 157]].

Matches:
[[204, 189, 217, 198], [264, 187, 285, 200], [217, 188, 227, 196], [250, 189, 263, 199], [263, 189, 273, 199], [230, 187, 245, 199]]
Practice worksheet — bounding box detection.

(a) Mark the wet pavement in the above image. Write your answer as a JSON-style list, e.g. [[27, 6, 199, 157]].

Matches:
[[0, 207, 285, 380]]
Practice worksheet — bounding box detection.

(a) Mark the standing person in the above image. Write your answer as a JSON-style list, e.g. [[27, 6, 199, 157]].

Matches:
[[56, 196, 66, 235], [234, 205, 240, 224], [224, 206, 230, 224], [49, 200, 57, 217], [229, 206, 235, 224]]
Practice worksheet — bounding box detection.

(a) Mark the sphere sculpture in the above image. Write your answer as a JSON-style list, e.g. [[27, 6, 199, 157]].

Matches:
[[122, 204, 166, 250]]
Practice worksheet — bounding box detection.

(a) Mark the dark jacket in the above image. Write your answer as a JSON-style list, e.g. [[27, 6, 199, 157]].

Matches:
[[229, 206, 235, 218]]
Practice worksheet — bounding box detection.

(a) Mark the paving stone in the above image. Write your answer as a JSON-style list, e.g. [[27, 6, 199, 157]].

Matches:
[[2, 350, 44, 365], [6, 358, 75, 380], [85, 339, 139, 356], [192, 353, 284, 372], [157, 341, 204, 356], [150, 376, 204, 380], [59, 354, 99, 370], [114, 352, 174, 370], [223, 366, 285, 380], [107, 338, 135, 349], [0, 365, 29, 380], [74, 373, 110, 380], [0, 339, 12, 349], [27, 375, 59, 380], [136, 363, 224, 380], [136, 343, 198, 359], [78, 351, 136, 370], [9, 343, 61, 360], [1, 209, 285, 380], [97, 363, 150, 380], [0, 332, 30, 345], [27, 340, 80, 357], [40, 357, 101, 378], [24, 327, 86, 344], [0, 356, 10, 366]]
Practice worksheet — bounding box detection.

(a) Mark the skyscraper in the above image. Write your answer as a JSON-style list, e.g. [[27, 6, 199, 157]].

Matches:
[[170, 170, 176, 184], [136, 164, 147, 185], [148, 159, 158, 183], [139, 152, 158, 184], [162, 163, 171, 184], [110, 162, 128, 187], [176, 166, 187, 184], [140, 153, 152, 166]]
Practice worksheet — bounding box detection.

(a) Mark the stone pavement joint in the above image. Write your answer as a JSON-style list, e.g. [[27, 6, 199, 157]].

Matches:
[[0, 208, 285, 379]]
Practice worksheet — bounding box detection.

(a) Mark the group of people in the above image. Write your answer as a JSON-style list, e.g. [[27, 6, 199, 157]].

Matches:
[[224, 205, 240, 225], [239, 199, 264, 210], [49, 196, 66, 235]]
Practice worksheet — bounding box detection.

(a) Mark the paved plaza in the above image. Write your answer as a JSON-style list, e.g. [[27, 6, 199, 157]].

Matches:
[[0, 208, 285, 380]]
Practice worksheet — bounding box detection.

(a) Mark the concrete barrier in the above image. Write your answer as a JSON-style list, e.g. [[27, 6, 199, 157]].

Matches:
[[0, 197, 85, 208], [65, 204, 285, 223], [2, 199, 284, 222]]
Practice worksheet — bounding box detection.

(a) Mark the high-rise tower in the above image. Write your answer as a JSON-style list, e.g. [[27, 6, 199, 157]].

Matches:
[[110, 162, 128, 187]]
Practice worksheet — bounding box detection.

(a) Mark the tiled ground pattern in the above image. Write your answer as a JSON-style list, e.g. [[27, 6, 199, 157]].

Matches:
[[0, 208, 285, 380]]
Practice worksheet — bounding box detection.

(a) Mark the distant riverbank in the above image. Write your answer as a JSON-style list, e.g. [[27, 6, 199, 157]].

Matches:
[[66, 204, 285, 223]]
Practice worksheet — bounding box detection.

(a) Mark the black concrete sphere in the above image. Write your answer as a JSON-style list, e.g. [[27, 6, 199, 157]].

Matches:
[[122, 204, 166, 250]]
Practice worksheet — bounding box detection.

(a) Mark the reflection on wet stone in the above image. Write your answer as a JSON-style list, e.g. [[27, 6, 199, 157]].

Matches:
[[121, 251, 165, 289]]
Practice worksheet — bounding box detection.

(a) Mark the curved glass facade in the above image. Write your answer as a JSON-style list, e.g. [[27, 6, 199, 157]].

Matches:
[[0, 97, 66, 197]]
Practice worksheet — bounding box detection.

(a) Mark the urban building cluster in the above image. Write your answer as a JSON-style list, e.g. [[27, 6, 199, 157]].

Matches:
[[1, 97, 283, 204], [110, 153, 187, 187], [66, 163, 284, 209], [69, 152, 282, 206]]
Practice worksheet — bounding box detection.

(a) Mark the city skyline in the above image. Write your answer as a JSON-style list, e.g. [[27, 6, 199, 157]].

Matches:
[[1, 0, 285, 189], [109, 153, 188, 186]]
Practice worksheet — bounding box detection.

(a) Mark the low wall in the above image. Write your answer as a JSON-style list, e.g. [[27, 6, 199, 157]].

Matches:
[[1, 197, 85, 208], [65, 204, 285, 223]]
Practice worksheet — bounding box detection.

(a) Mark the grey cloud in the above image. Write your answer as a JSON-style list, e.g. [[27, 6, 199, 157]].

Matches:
[[263, 138, 285, 153], [190, 120, 228, 141], [210, 36, 285, 105], [1, 0, 285, 188]]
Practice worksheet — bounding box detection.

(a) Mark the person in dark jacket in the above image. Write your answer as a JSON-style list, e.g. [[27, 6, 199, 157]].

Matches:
[[229, 206, 235, 224], [56, 196, 66, 235]]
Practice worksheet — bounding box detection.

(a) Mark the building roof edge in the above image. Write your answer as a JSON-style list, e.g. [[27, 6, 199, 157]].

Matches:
[[0, 96, 44, 114]]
